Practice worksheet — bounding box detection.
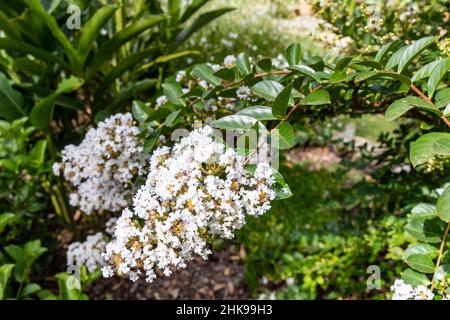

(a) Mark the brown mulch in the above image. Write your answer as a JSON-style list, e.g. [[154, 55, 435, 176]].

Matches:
[[87, 246, 249, 300], [285, 146, 341, 170]]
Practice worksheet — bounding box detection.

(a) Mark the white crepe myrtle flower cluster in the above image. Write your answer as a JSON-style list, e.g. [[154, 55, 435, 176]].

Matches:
[[67, 233, 107, 273], [390, 279, 434, 300], [53, 113, 148, 215], [102, 126, 275, 282]]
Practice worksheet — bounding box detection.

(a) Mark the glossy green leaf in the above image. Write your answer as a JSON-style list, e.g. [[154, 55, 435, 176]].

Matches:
[[191, 64, 221, 86], [406, 216, 446, 243], [251, 80, 284, 101], [410, 132, 450, 167], [427, 58, 450, 98], [271, 121, 294, 150], [214, 115, 258, 130], [397, 36, 439, 73], [236, 52, 251, 76], [131, 100, 151, 123], [401, 268, 431, 286], [273, 81, 293, 119], [288, 65, 321, 82], [285, 43, 301, 66], [301, 89, 330, 106], [354, 70, 411, 85], [411, 203, 437, 218], [437, 186, 450, 222], [403, 243, 439, 260], [405, 254, 435, 273], [236, 106, 276, 121], [411, 60, 442, 82]]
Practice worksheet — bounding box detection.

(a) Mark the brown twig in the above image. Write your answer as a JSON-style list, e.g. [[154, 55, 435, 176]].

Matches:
[[410, 84, 450, 129], [431, 222, 450, 290]]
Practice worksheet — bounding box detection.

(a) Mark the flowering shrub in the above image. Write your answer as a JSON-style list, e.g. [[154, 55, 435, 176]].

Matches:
[[54, 113, 147, 215], [102, 126, 275, 282]]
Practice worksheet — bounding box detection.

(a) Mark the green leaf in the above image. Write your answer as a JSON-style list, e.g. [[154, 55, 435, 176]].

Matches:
[[162, 80, 184, 104], [437, 186, 450, 222], [301, 89, 330, 106], [214, 115, 258, 130], [251, 80, 285, 101], [271, 121, 294, 150], [0, 38, 71, 71], [30, 76, 83, 130], [131, 100, 151, 123], [55, 273, 82, 300], [410, 132, 450, 167], [397, 36, 439, 73], [170, 8, 234, 50], [258, 58, 272, 72], [329, 70, 353, 83], [86, 15, 165, 80], [403, 244, 439, 260], [0, 264, 14, 300], [385, 96, 441, 121], [385, 100, 414, 121], [411, 60, 442, 82], [435, 88, 450, 109], [0, 72, 26, 121], [21, 283, 41, 298], [236, 52, 251, 76], [272, 169, 293, 200], [285, 43, 301, 66], [76, 4, 118, 66], [427, 58, 450, 98], [165, 109, 182, 127], [180, 0, 208, 23], [273, 81, 293, 119], [354, 70, 411, 85], [191, 64, 221, 86], [236, 106, 276, 121], [24, 0, 79, 69], [29, 139, 47, 165], [288, 65, 321, 82], [214, 68, 235, 81], [433, 137, 450, 156], [385, 46, 408, 70], [401, 268, 431, 286], [375, 40, 401, 64], [405, 254, 435, 273], [406, 216, 445, 243], [411, 203, 437, 218], [0, 213, 14, 235]]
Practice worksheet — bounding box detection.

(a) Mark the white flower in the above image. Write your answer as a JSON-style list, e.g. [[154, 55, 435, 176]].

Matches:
[[176, 70, 186, 83], [224, 55, 237, 68], [103, 126, 275, 282], [67, 233, 107, 273], [55, 113, 148, 215], [236, 85, 251, 100], [391, 279, 434, 300], [156, 95, 168, 108], [52, 162, 61, 176], [198, 80, 209, 90]]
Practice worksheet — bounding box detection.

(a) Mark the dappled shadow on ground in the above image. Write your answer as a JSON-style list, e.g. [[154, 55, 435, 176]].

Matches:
[[87, 246, 248, 300]]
